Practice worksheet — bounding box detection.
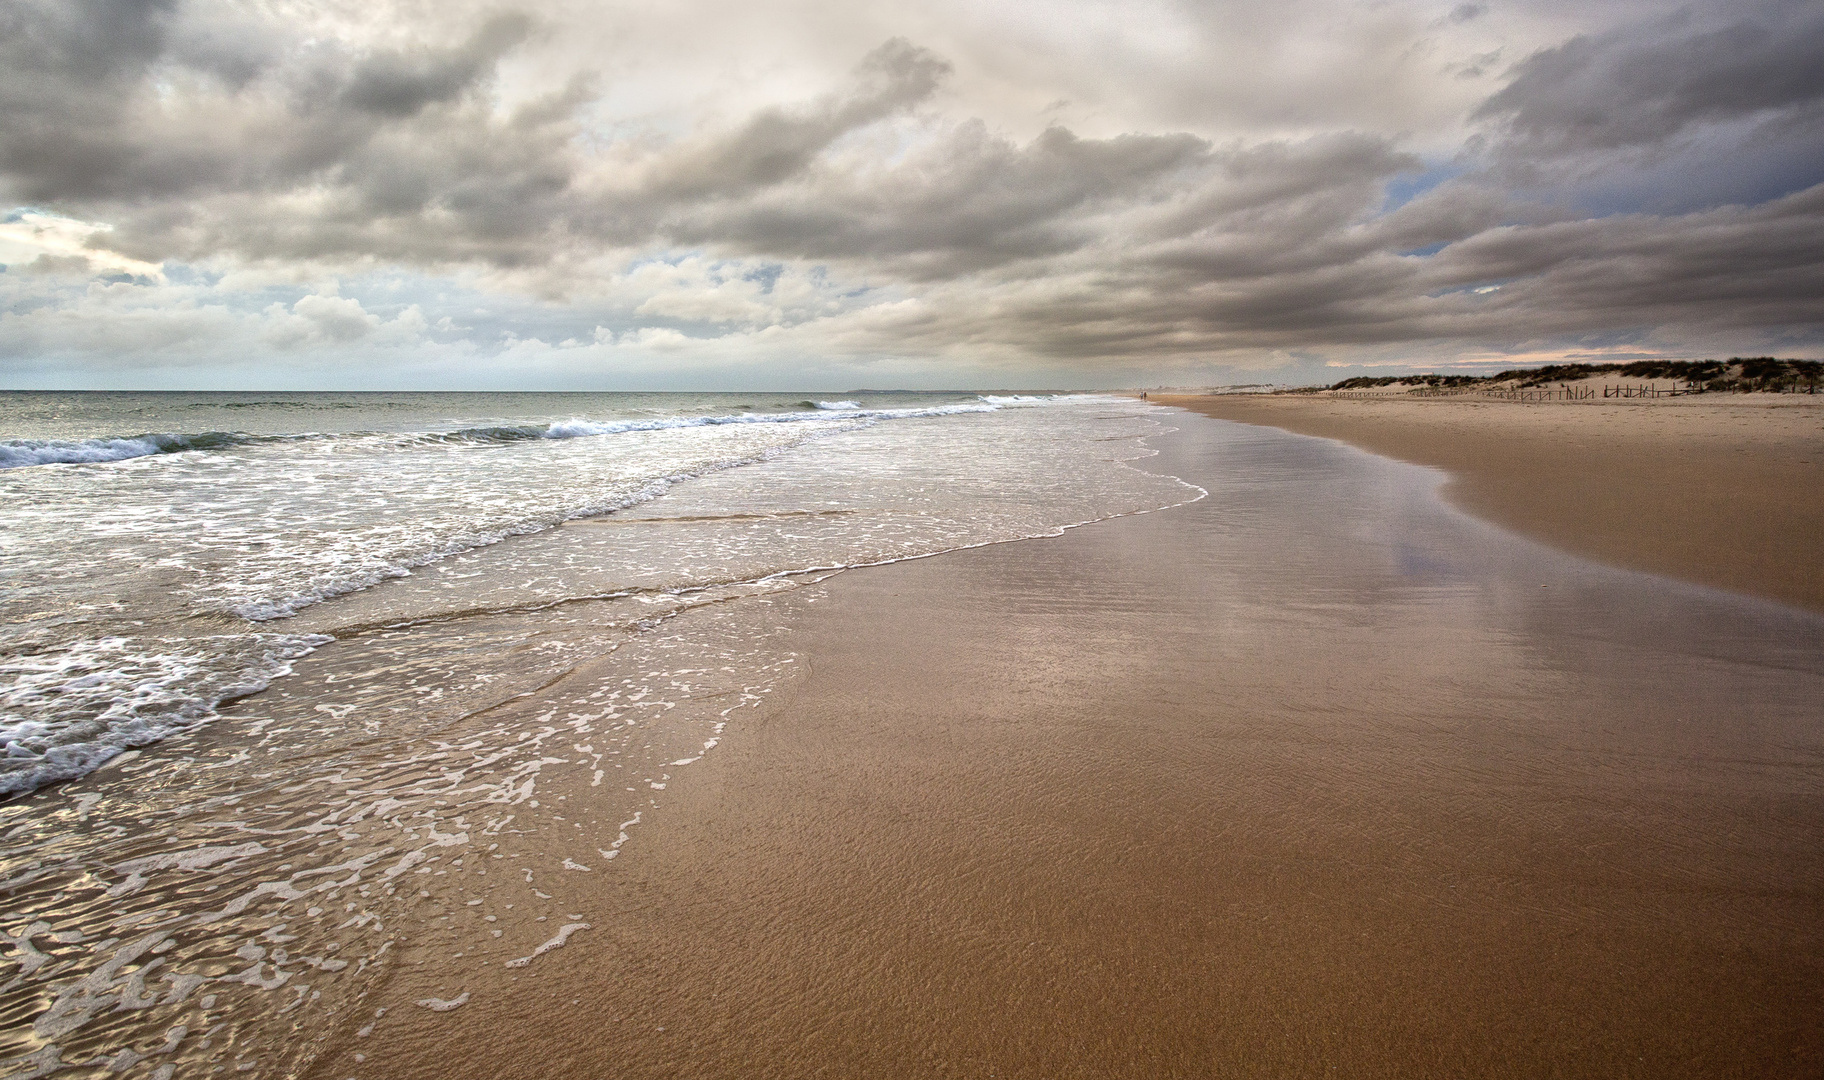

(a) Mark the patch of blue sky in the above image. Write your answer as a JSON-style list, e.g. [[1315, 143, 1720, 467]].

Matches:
[[472, 304, 623, 347], [160, 263, 221, 287], [0, 289, 69, 317], [1380, 162, 1467, 213], [621, 250, 782, 292], [742, 263, 784, 292]]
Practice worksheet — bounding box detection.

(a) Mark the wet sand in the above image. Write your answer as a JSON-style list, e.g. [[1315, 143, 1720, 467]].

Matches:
[[332, 412, 1824, 1079], [1159, 393, 1824, 613]]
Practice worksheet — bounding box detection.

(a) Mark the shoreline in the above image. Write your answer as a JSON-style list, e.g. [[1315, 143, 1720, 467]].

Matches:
[[326, 408, 1824, 1079], [1157, 393, 1824, 613]]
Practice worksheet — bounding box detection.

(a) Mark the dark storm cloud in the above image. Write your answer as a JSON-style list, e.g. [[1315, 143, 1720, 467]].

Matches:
[[1, 0, 174, 83], [1136, 134, 1424, 276], [668, 123, 1211, 276], [0, 0, 179, 199], [925, 182, 1824, 360], [644, 39, 951, 201], [341, 14, 534, 118], [0, 1, 536, 205], [1474, 2, 1824, 155]]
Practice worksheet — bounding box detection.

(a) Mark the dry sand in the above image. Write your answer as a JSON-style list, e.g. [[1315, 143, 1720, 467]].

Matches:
[[1159, 393, 1824, 613], [328, 411, 1824, 1080]]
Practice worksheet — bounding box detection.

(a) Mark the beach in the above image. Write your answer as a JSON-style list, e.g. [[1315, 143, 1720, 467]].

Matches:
[[320, 405, 1824, 1079], [1159, 393, 1824, 613], [7, 0, 1822, 1073], [3, 395, 1820, 1078]]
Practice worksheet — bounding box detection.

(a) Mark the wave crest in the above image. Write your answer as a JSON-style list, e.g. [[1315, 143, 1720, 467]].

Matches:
[[1, 401, 1012, 470], [0, 431, 278, 469]]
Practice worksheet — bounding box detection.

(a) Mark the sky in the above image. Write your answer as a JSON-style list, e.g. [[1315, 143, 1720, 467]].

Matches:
[[1, 0, 1821, 390]]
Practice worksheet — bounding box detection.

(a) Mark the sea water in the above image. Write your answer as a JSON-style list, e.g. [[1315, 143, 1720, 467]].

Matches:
[[0, 391, 1196, 1075]]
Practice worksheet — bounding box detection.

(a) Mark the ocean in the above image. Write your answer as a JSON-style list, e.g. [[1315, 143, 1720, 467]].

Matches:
[[0, 391, 1196, 1074]]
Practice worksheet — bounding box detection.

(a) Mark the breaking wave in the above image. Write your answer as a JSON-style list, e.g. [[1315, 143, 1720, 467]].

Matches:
[[1, 403, 1000, 469], [0, 431, 289, 468]]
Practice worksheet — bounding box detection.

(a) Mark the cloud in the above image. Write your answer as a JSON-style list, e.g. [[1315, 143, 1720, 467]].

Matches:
[[0, 210, 166, 279], [665, 122, 1211, 277], [1474, 2, 1824, 156], [636, 38, 950, 201], [341, 13, 534, 118], [0, 0, 1819, 388], [624, 258, 813, 326], [0, 0, 178, 200], [267, 293, 382, 346]]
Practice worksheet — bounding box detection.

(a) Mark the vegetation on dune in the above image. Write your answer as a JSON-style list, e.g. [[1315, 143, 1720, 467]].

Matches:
[[1326, 358, 1822, 393], [1329, 374, 1483, 390]]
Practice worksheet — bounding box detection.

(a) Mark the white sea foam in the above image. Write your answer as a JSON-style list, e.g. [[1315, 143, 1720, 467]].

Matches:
[[415, 993, 470, 1011], [0, 633, 330, 795], [0, 396, 1052, 798], [0, 435, 175, 468], [114, 843, 269, 876], [504, 923, 590, 967]]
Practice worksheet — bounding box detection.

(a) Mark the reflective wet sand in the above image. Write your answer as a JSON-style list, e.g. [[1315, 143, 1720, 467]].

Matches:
[[1166, 392, 1824, 613], [340, 412, 1824, 1078]]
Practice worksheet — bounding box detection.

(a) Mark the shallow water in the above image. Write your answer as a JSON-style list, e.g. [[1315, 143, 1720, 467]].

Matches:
[[0, 391, 1024, 793], [0, 393, 1194, 1076]]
